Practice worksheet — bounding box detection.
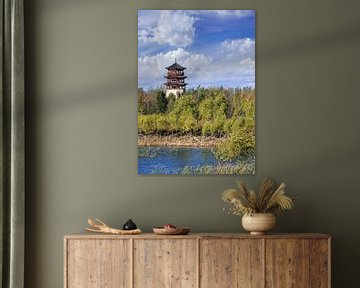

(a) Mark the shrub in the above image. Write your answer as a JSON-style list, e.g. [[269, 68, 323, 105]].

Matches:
[[214, 128, 255, 161]]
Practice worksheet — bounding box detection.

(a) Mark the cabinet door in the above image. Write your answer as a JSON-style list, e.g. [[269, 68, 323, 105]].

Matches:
[[309, 239, 330, 288], [200, 239, 264, 288], [134, 239, 198, 288], [66, 239, 131, 288], [266, 239, 319, 288]]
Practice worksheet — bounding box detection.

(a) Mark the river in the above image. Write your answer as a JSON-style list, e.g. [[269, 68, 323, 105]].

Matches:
[[138, 146, 255, 174]]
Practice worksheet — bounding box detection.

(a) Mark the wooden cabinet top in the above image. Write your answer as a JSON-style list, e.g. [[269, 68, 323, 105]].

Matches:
[[64, 232, 330, 240]]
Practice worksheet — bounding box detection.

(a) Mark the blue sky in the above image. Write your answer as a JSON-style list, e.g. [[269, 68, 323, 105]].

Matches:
[[138, 10, 255, 90]]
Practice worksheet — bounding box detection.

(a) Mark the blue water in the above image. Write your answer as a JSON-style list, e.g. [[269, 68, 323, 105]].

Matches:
[[138, 146, 218, 174]]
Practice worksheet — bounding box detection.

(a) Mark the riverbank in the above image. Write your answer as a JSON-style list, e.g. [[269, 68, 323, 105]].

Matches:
[[138, 134, 227, 147]]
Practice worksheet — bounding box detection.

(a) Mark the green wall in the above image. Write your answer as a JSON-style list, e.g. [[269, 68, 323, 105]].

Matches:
[[25, 0, 360, 287]]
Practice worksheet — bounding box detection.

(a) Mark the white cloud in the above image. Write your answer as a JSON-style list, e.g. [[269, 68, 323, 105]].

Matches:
[[221, 38, 255, 60], [138, 38, 255, 89], [138, 11, 160, 29], [138, 48, 212, 89], [209, 57, 255, 88], [138, 9, 256, 89], [206, 38, 255, 87], [139, 11, 196, 47]]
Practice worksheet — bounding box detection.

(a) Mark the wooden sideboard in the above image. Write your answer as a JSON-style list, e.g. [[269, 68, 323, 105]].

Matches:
[[64, 233, 331, 288]]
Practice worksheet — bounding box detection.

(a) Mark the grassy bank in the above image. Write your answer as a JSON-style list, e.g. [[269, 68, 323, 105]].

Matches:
[[150, 162, 255, 174], [138, 134, 226, 147]]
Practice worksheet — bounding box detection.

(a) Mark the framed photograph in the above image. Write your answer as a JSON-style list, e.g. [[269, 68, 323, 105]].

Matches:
[[138, 10, 255, 174]]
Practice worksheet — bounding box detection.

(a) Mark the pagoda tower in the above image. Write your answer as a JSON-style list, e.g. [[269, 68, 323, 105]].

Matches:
[[164, 60, 187, 97]]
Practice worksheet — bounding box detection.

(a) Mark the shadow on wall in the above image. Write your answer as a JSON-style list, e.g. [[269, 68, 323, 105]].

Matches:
[[35, 23, 360, 112], [275, 143, 360, 288], [261, 24, 360, 62], [42, 78, 133, 112]]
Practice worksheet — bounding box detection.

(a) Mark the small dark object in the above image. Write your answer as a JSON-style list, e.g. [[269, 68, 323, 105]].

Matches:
[[123, 219, 137, 230]]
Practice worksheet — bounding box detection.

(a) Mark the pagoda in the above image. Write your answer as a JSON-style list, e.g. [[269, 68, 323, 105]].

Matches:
[[164, 60, 187, 97]]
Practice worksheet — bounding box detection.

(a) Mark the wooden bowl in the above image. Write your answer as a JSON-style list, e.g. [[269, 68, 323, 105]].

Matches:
[[153, 227, 190, 235]]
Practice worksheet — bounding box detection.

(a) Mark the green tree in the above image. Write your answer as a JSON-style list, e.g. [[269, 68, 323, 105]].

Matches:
[[214, 127, 255, 161], [198, 92, 227, 135], [138, 114, 155, 134], [169, 95, 198, 134], [166, 94, 176, 112], [154, 90, 167, 113], [138, 88, 146, 114], [138, 89, 158, 115], [138, 87, 255, 140]]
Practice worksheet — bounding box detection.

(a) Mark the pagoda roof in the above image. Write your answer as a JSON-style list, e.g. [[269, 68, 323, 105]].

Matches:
[[164, 75, 187, 79], [165, 62, 186, 70], [164, 82, 187, 86]]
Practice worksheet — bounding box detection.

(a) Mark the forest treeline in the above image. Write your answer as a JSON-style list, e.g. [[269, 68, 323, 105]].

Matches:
[[138, 87, 255, 160]]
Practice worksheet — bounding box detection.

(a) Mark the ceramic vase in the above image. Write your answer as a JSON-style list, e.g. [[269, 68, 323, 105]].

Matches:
[[242, 213, 276, 235]]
